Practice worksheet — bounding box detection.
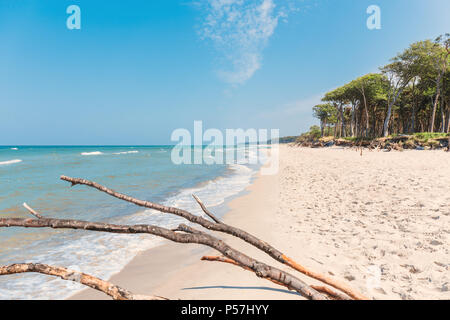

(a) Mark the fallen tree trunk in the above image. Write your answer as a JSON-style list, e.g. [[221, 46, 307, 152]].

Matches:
[[60, 175, 367, 300], [0, 263, 166, 300]]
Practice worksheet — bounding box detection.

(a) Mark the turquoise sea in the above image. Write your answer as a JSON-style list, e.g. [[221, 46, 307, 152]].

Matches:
[[0, 145, 264, 299]]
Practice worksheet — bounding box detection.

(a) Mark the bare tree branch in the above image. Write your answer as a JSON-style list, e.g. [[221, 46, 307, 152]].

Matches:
[[310, 285, 350, 301], [0, 263, 166, 300], [59, 175, 367, 300], [0, 216, 326, 300], [23, 202, 43, 219], [200, 256, 351, 300], [192, 194, 221, 223]]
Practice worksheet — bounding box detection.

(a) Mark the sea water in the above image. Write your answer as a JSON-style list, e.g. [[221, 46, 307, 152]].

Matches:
[[0, 145, 267, 299]]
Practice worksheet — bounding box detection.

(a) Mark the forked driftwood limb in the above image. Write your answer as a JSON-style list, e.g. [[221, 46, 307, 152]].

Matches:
[[0, 205, 326, 300], [200, 256, 351, 300], [59, 175, 367, 300], [23, 202, 43, 219], [192, 194, 221, 223], [0, 263, 166, 300]]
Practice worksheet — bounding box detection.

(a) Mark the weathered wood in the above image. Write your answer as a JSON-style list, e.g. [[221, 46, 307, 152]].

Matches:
[[0, 263, 166, 300], [192, 194, 221, 223], [23, 202, 43, 219], [59, 175, 367, 300], [0, 216, 325, 300], [201, 256, 351, 300], [310, 285, 349, 301]]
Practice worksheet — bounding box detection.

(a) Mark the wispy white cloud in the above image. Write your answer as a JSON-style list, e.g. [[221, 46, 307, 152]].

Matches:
[[197, 0, 295, 85]]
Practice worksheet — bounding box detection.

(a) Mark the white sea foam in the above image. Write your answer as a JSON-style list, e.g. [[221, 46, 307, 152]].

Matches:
[[11, 148, 18, 150], [80, 151, 103, 156], [0, 159, 22, 166], [0, 146, 265, 300], [113, 151, 139, 155]]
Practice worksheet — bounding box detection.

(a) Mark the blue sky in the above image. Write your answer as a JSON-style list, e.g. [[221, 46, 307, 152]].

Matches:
[[1, 0, 449, 145]]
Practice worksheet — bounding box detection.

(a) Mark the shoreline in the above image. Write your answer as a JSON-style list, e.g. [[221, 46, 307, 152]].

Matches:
[[69, 155, 298, 300], [70, 145, 450, 300]]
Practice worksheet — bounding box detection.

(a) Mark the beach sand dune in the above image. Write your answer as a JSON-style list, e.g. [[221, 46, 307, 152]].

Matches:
[[72, 145, 449, 300]]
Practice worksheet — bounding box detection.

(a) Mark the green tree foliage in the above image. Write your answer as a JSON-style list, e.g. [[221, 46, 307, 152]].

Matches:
[[296, 125, 322, 144], [308, 36, 450, 138], [313, 103, 336, 136]]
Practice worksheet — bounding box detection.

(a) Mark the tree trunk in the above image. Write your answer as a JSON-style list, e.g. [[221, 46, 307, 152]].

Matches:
[[383, 103, 392, 137], [431, 49, 449, 132], [440, 94, 447, 133], [446, 108, 450, 133], [340, 105, 346, 138], [430, 90, 440, 132], [350, 104, 356, 137], [383, 89, 403, 137], [362, 93, 370, 137]]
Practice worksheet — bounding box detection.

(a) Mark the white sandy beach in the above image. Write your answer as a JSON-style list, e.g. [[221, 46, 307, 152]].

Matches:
[[71, 145, 450, 300]]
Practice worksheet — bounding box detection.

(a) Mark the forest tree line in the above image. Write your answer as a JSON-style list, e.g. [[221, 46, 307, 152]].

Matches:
[[312, 34, 450, 138]]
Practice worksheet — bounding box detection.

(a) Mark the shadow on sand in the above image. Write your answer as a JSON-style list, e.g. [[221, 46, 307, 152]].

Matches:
[[182, 285, 301, 296]]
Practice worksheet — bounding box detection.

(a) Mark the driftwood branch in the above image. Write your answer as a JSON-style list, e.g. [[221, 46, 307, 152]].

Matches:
[[310, 285, 350, 301], [59, 175, 367, 300], [0, 263, 166, 300], [23, 202, 43, 219], [192, 194, 221, 223], [0, 215, 325, 300], [200, 256, 350, 300]]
